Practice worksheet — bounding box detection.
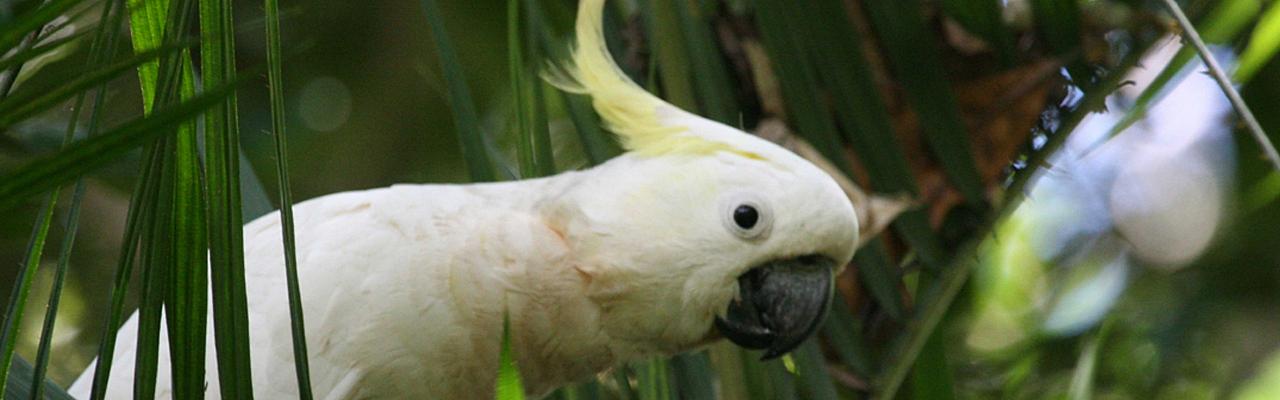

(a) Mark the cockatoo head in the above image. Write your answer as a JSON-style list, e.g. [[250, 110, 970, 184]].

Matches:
[[545, 0, 858, 360]]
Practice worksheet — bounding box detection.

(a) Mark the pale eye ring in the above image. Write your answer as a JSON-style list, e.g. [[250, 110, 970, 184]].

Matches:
[[723, 195, 772, 240]]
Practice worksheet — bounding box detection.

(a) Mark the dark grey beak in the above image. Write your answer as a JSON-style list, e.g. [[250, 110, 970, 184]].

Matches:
[[714, 255, 835, 360]]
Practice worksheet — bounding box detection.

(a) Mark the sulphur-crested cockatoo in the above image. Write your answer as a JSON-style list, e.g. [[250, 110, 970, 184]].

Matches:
[[69, 0, 858, 397]]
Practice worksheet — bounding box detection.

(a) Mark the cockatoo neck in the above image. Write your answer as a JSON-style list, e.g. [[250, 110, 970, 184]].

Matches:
[[469, 158, 671, 396], [486, 154, 729, 396]]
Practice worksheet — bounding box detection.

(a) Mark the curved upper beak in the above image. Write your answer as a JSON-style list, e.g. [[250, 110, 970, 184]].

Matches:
[[714, 255, 835, 360]]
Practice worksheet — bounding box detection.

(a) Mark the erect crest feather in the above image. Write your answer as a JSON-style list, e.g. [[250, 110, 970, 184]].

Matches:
[[547, 0, 744, 156]]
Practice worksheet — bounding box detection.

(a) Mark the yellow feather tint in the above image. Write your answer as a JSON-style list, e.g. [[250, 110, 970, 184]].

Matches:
[[548, 0, 742, 157]]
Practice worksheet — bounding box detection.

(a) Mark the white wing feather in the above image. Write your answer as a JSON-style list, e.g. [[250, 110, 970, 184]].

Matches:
[[69, 181, 575, 399]]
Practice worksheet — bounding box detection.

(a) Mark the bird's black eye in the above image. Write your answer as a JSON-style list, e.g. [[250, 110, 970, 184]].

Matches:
[[723, 195, 771, 240], [733, 205, 759, 229]]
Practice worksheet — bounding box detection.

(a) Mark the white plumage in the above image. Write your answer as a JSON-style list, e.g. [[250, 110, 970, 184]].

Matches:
[[68, 0, 859, 398]]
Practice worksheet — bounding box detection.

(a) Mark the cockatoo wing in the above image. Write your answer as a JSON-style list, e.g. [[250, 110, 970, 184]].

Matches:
[[69, 182, 571, 399]]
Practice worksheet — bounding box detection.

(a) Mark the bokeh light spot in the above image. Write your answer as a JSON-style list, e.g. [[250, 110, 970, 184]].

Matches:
[[298, 76, 353, 133]]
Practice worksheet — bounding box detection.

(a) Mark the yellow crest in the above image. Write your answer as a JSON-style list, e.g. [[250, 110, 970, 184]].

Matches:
[[547, 0, 745, 157]]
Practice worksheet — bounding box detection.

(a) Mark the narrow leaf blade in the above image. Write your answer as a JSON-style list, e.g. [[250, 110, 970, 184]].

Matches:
[[420, 0, 497, 182]]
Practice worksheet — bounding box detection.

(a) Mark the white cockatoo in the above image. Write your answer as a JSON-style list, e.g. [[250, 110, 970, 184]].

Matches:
[[69, 0, 859, 397]]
